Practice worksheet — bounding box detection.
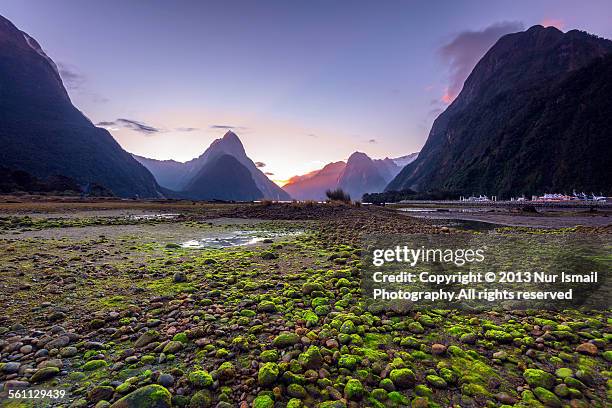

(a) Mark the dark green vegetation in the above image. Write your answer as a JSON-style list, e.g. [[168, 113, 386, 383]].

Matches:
[[362, 190, 459, 204], [0, 202, 610, 407], [0, 167, 113, 197], [0, 15, 163, 198], [388, 25, 612, 198]]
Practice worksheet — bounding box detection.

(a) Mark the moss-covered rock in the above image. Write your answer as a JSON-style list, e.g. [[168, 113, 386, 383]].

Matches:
[[82, 359, 108, 371], [298, 346, 323, 370], [252, 395, 274, 408], [258, 362, 279, 387], [533, 387, 562, 407], [189, 370, 213, 388], [389, 368, 416, 389], [344, 379, 365, 400], [272, 332, 300, 348], [30, 366, 60, 383], [109, 384, 171, 408], [523, 369, 556, 389]]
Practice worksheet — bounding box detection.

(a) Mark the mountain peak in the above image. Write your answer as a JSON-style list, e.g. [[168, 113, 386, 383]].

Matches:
[[346, 151, 372, 163], [222, 130, 240, 141]]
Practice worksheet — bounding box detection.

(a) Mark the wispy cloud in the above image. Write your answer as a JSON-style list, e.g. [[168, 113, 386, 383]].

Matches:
[[209, 124, 248, 130], [176, 127, 199, 132], [367, 139, 377, 144], [96, 118, 161, 135], [255, 162, 266, 168], [439, 21, 524, 103], [264, 172, 274, 176], [58, 63, 85, 90]]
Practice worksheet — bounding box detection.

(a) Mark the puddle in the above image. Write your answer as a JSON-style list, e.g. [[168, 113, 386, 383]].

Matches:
[[434, 219, 502, 232], [130, 213, 180, 220], [179, 230, 301, 249]]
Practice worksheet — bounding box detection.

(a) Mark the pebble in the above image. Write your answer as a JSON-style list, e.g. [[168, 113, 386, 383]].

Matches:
[[576, 342, 598, 355], [157, 373, 175, 387]]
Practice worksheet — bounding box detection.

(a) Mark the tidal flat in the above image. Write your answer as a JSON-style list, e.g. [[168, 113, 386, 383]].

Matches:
[[0, 200, 610, 408]]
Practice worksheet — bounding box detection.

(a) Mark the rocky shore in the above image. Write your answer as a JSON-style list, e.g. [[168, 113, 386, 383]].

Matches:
[[0, 202, 610, 407]]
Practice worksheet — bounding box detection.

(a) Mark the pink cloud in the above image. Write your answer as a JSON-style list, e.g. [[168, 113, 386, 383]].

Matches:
[[541, 18, 565, 30], [439, 21, 524, 104], [441, 91, 455, 104]]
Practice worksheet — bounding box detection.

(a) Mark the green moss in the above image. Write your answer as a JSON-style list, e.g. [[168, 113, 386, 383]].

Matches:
[[533, 387, 562, 407], [260, 350, 279, 362], [188, 370, 213, 388], [272, 332, 300, 348], [252, 395, 274, 408], [389, 368, 416, 389], [111, 384, 171, 408], [523, 369, 555, 389], [258, 363, 279, 387], [82, 360, 108, 371], [344, 379, 365, 400]]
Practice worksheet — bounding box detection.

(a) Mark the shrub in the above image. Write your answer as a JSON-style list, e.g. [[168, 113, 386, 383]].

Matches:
[[325, 188, 351, 203]]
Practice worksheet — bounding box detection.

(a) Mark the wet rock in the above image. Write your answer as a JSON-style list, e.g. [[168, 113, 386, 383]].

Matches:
[[134, 330, 159, 348], [523, 369, 555, 389], [431, 344, 446, 355], [2, 362, 21, 374], [173, 272, 187, 283], [60, 346, 78, 357], [189, 370, 213, 388], [162, 341, 183, 354], [30, 366, 60, 383], [157, 373, 174, 387], [109, 384, 171, 408], [389, 368, 416, 389], [88, 386, 115, 403], [575, 342, 597, 355], [494, 392, 517, 404], [258, 362, 279, 387], [46, 336, 70, 349], [272, 332, 300, 348]]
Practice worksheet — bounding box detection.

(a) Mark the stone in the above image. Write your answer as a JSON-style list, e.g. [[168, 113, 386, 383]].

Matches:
[[523, 369, 555, 389], [30, 367, 60, 383], [258, 362, 279, 387], [88, 386, 115, 403], [287, 383, 308, 399], [157, 374, 174, 387], [389, 368, 416, 389], [60, 346, 78, 357], [344, 379, 364, 400], [575, 342, 597, 355], [109, 384, 171, 408], [46, 336, 70, 349], [426, 374, 447, 389], [298, 346, 323, 370], [188, 370, 214, 388], [252, 395, 274, 408], [431, 343, 446, 355], [162, 341, 183, 354], [533, 387, 562, 408], [272, 332, 300, 348], [2, 362, 20, 374], [134, 331, 159, 348]]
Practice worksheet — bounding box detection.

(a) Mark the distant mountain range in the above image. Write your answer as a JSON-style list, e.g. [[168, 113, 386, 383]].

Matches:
[[388, 25, 612, 197], [134, 131, 290, 201], [2, 13, 610, 201], [0, 15, 164, 198], [283, 152, 418, 201]]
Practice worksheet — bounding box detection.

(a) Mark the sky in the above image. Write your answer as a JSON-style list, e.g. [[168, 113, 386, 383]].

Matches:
[[2, 1, 611, 184]]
